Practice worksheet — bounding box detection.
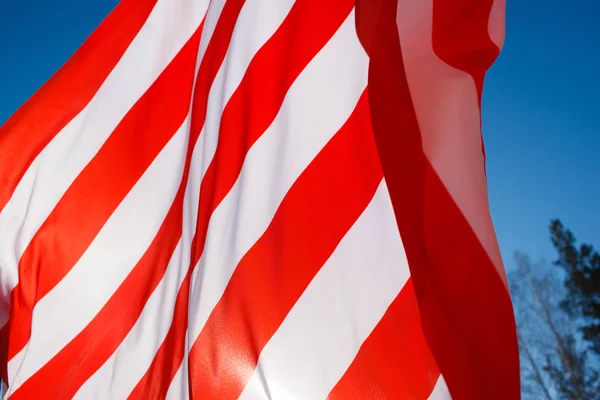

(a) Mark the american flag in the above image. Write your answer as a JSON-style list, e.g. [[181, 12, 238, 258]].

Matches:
[[0, 0, 519, 398]]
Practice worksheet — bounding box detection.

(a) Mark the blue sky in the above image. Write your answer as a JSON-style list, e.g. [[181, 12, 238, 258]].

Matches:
[[0, 0, 598, 271], [483, 0, 599, 266]]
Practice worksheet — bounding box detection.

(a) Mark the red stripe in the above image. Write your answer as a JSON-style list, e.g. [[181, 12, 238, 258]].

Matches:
[[0, 0, 157, 381], [6, 28, 204, 400], [187, 91, 379, 400], [5, 24, 201, 364], [0, 0, 156, 213], [328, 279, 440, 400], [128, 2, 355, 398], [354, 1, 520, 399], [420, 165, 520, 399]]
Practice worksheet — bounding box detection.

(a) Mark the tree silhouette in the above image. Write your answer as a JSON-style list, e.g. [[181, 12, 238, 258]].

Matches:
[[510, 253, 599, 400], [550, 219, 600, 356]]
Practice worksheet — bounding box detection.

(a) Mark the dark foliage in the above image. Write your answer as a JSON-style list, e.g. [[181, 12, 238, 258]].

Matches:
[[550, 219, 600, 356]]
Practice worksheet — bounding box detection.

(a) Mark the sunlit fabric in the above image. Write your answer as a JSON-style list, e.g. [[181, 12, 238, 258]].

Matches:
[[0, 0, 518, 398]]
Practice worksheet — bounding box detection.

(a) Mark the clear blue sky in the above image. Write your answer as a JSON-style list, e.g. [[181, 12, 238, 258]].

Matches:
[[0, 0, 598, 270]]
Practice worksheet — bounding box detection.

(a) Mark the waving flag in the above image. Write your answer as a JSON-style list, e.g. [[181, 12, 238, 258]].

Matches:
[[0, 0, 519, 399]]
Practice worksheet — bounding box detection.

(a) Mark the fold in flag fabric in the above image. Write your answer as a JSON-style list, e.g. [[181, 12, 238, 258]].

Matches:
[[0, 0, 520, 399]]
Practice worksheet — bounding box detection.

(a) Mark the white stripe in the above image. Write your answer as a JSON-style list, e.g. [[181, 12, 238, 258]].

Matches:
[[7, 120, 189, 395], [238, 181, 410, 400], [187, 8, 368, 356], [196, 0, 227, 65], [428, 376, 451, 400], [488, 0, 506, 50], [0, 0, 210, 343]]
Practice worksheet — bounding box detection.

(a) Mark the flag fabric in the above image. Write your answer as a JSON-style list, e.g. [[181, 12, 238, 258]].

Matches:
[[355, 0, 520, 398], [0, 0, 519, 399]]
